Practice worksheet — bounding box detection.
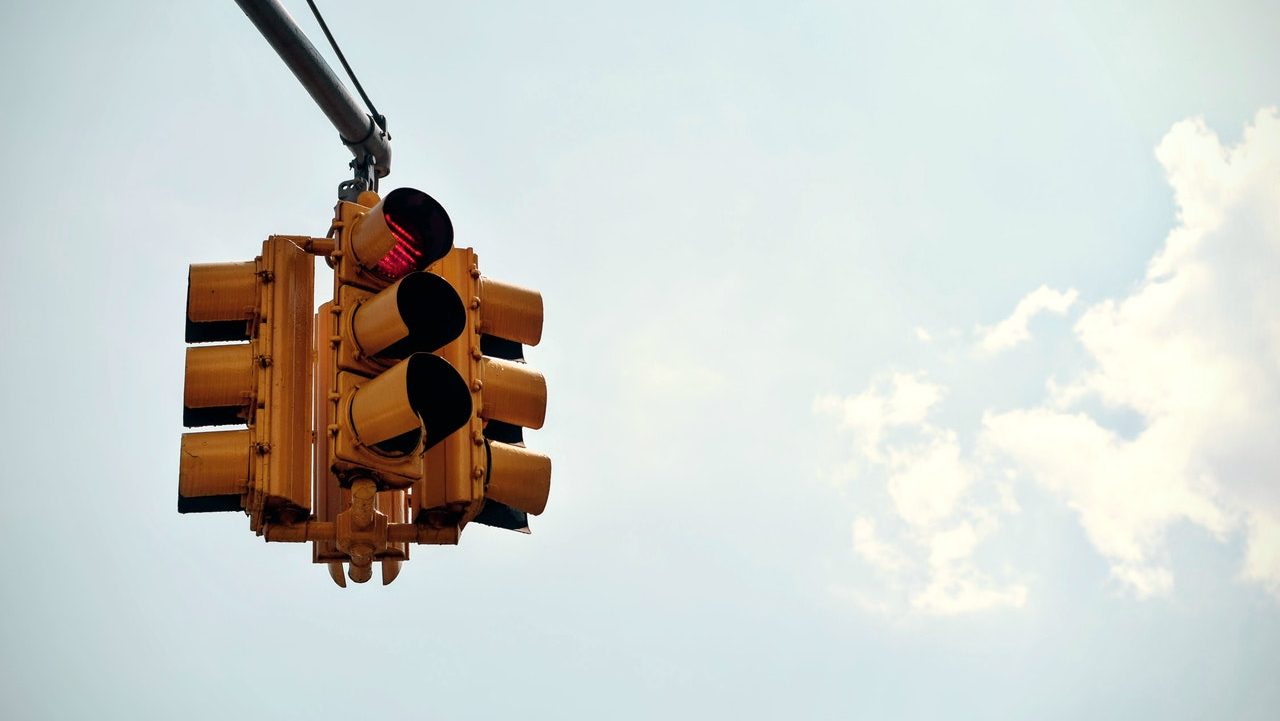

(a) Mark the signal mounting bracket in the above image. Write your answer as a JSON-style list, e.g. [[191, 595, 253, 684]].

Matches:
[[235, 0, 392, 203]]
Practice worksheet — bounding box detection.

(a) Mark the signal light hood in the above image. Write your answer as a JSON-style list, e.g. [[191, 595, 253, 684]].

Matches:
[[352, 188, 453, 282]]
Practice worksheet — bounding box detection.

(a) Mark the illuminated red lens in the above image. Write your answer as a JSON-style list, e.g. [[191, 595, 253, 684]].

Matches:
[[372, 214, 428, 282]]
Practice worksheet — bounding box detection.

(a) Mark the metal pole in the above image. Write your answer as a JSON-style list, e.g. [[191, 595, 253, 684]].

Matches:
[[235, 0, 392, 184]]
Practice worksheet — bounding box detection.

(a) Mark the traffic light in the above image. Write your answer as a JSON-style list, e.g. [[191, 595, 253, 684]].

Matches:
[[472, 334, 547, 532], [179, 237, 314, 529], [177, 186, 551, 586], [312, 299, 418, 586], [321, 188, 473, 490], [414, 247, 551, 533]]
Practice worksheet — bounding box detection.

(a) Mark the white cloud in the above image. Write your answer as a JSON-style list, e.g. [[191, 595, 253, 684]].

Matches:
[[985, 108, 1280, 598], [981, 408, 1229, 596], [886, 430, 972, 528], [819, 108, 1280, 610], [852, 517, 909, 573], [814, 371, 944, 464], [816, 373, 1026, 615], [976, 285, 1079, 356], [912, 567, 1028, 616], [1109, 564, 1174, 599], [1243, 512, 1280, 597], [983, 111, 1274, 599]]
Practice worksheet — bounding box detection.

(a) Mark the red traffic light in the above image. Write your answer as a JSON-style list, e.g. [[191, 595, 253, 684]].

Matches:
[[350, 188, 454, 283]]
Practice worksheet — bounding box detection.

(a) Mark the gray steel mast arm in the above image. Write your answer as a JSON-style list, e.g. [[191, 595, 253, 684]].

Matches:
[[235, 0, 392, 181]]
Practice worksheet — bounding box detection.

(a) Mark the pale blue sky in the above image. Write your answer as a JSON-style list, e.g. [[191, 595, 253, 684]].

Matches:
[[1, 1, 1278, 719]]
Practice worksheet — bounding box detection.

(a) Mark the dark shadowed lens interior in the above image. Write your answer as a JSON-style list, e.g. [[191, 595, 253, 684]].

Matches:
[[480, 334, 524, 361], [403, 353, 473, 451], [370, 428, 422, 456], [378, 272, 466, 358], [483, 419, 523, 444], [473, 499, 530, 531]]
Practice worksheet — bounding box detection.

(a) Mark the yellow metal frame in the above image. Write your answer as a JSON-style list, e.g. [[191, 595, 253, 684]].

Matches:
[[323, 195, 427, 491], [180, 189, 549, 587], [334, 283, 400, 375], [416, 248, 487, 525], [331, 194, 386, 292], [246, 236, 315, 529], [414, 247, 550, 528], [179, 236, 314, 530], [330, 369, 425, 488]]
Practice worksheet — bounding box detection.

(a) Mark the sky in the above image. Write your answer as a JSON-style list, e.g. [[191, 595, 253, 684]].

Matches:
[[1, 1, 1278, 718]]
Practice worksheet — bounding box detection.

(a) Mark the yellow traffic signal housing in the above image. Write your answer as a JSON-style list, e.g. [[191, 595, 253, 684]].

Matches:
[[415, 247, 551, 532], [179, 237, 314, 529], [311, 306, 412, 588], [322, 189, 472, 491], [176, 187, 551, 586], [335, 188, 455, 291]]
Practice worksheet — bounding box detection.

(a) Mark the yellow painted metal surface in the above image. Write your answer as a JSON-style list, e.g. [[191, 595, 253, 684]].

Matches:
[[486, 442, 552, 516], [478, 277, 543, 346], [348, 280, 410, 360], [179, 237, 314, 528], [331, 370, 425, 488], [178, 429, 251, 511], [416, 247, 552, 529], [347, 359, 421, 449], [325, 199, 412, 491], [253, 236, 315, 525], [480, 356, 547, 430], [335, 478, 384, 584], [422, 248, 486, 518], [326, 195, 469, 493], [312, 303, 350, 566], [377, 488, 409, 584], [346, 201, 395, 276], [332, 194, 392, 292], [186, 261, 257, 324], [182, 343, 256, 419], [179, 191, 548, 584]]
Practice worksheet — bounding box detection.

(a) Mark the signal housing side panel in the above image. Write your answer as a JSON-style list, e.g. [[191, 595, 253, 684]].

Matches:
[[313, 303, 350, 564], [419, 248, 485, 523], [256, 237, 314, 525]]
